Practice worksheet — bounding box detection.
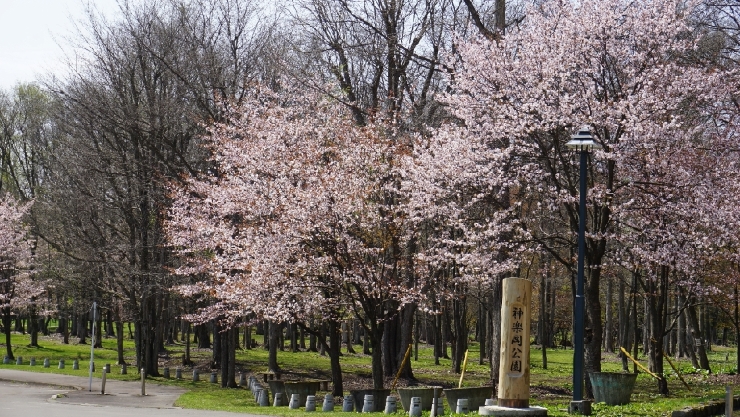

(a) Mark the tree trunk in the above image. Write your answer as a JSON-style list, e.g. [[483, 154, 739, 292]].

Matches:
[[116, 321, 125, 364], [268, 321, 280, 372], [584, 266, 604, 399], [605, 277, 613, 353], [451, 297, 468, 374], [644, 266, 669, 396], [685, 297, 711, 372], [3, 309, 14, 360], [490, 275, 503, 391], [327, 321, 344, 397], [539, 262, 548, 369], [29, 307, 39, 347], [196, 323, 210, 349], [371, 324, 385, 389], [213, 321, 222, 368]]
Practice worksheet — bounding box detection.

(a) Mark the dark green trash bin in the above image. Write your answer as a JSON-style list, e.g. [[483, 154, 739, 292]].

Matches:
[[588, 372, 638, 405]]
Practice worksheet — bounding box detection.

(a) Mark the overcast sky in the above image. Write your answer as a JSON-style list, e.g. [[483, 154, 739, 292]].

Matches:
[[0, 0, 120, 90]]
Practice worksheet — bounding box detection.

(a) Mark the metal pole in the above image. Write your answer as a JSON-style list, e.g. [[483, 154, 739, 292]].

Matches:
[[89, 301, 96, 392], [573, 150, 587, 401]]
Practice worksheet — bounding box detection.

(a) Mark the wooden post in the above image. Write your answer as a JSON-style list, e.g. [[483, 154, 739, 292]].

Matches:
[[726, 386, 732, 417], [497, 278, 531, 408]]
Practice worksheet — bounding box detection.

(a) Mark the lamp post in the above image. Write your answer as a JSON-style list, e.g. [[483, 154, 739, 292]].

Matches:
[[566, 126, 601, 414]]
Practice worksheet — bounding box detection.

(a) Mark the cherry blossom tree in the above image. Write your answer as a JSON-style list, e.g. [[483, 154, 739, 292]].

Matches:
[[167, 82, 429, 393], [413, 0, 738, 396], [0, 195, 38, 360]]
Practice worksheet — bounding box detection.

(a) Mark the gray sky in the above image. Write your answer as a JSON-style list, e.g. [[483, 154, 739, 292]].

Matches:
[[0, 0, 120, 90]]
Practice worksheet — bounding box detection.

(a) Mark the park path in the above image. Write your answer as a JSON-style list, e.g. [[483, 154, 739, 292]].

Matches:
[[0, 369, 260, 417]]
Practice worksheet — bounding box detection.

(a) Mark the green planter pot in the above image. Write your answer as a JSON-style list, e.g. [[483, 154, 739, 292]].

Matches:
[[443, 386, 493, 411], [349, 389, 391, 412], [588, 372, 638, 405], [284, 381, 318, 407], [397, 387, 441, 411], [267, 380, 286, 400]]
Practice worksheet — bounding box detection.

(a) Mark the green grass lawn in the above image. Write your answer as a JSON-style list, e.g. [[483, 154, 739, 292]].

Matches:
[[0, 330, 738, 416]]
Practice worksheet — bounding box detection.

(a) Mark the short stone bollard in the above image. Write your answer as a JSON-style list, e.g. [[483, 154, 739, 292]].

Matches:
[[362, 394, 375, 413], [289, 393, 301, 409], [455, 399, 469, 414], [239, 372, 247, 387], [57, 359, 64, 369], [210, 372, 218, 384], [163, 367, 170, 379], [43, 358, 50, 368], [16, 356, 22, 365], [30, 358, 36, 366], [73, 359, 79, 370], [322, 394, 334, 412], [342, 395, 354, 412], [259, 389, 270, 406], [273, 392, 285, 407], [484, 399, 496, 406], [3, 356, 9, 364], [384, 396, 397, 414], [193, 369, 200, 382], [104, 364, 111, 373], [254, 385, 264, 401], [121, 363, 127, 374], [175, 367, 182, 379], [305, 395, 316, 412], [409, 397, 422, 417]]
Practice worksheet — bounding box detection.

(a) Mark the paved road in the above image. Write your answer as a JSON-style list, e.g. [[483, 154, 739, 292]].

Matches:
[[0, 369, 261, 416]]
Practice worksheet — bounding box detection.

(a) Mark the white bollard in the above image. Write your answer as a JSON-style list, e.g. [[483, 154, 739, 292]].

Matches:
[[305, 395, 316, 412], [239, 372, 247, 387], [259, 389, 270, 406], [289, 393, 301, 409], [323, 394, 335, 412], [175, 367, 182, 379], [73, 359, 79, 370], [193, 369, 200, 382], [57, 359, 64, 369], [362, 394, 375, 413], [30, 358, 36, 366], [121, 363, 127, 375], [253, 385, 263, 400], [342, 395, 354, 412], [409, 397, 422, 417], [384, 396, 397, 414], [163, 367, 170, 379], [101, 369, 107, 395], [210, 372, 218, 384], [273, 392, 285, 407], [16, 356, 22, 365], [43, 358, 50, 368], [141, 368, 146, 396], [484, 399, 496, 406], [455, 399, 469, 414]]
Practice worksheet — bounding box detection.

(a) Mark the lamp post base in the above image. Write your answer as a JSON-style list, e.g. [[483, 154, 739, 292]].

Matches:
[[568, 400, 592, 415]]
